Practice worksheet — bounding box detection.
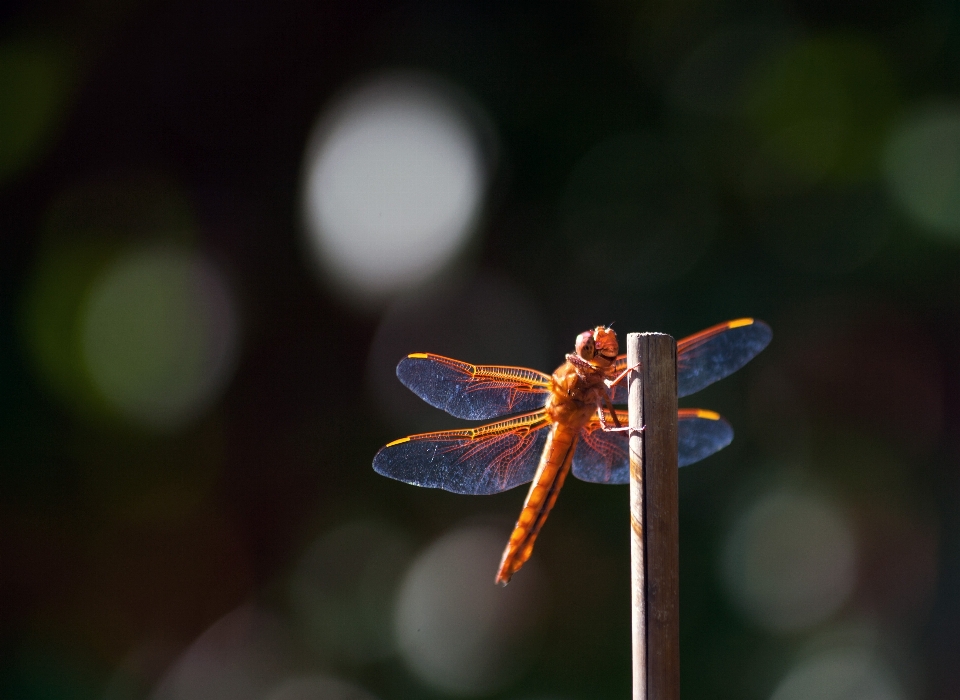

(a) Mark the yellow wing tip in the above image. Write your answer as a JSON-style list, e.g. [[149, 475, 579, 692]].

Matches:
[[696, 409, 721, 420], [728, 318, 754, 329], [385, 437, 411, 447], [407, 353, 429, 359]]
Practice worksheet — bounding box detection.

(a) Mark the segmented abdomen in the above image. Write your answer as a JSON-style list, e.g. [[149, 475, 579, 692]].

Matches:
[[495, 423, 579, 584]]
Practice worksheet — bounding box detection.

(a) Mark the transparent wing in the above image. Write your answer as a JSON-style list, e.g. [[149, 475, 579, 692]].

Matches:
[[676, 318, 772, 397], [396, 353, 552, 420], [571, 411, 630, 484], [571, 408, 734, 484], [373, 411, 551, 495], [676, 409, 734, 467], [610, 318, 771, 402]]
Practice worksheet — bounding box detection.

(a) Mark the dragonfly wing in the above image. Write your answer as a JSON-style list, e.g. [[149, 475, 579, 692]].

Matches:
[[396, 353, 552, 420], [571, 408, 733, 483], [677, 408, 733, 466], [571, 411, 629, 484], [373, 411, 551, 495], [676, 318, 771, 397], [609, 377, 628, 405], [609, 318, 771, 402]]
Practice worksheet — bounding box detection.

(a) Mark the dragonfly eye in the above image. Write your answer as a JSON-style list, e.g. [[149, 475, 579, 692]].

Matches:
[[575, 331, 595, 360]]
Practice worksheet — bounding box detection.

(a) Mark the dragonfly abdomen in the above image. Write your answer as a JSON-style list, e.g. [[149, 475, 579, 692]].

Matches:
[[496, 423, 579, 584]]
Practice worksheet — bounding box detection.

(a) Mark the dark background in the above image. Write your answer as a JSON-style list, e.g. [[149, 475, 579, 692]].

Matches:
[[1, 1, 959, 699]]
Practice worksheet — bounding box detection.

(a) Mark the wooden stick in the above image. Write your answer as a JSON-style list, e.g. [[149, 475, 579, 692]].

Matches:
[[627, 332, 680, 700]]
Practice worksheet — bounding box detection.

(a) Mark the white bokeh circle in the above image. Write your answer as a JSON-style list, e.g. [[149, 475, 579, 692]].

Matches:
[[150, 606, 294, 700], [722, 487, 857, 632], [302, 73, 488, 305], [265, 676, 380, 700], [393, 525, 542, 696], [770, 647, 903, 700]]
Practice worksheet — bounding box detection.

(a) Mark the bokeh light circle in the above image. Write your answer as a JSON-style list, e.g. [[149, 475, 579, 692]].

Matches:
[[150, 606, 295, 700], [884, 105, 960, 239], [287, 520, 412, 663], [770, 647, 903, 700], [669, 24, 789, 121], [394, 524, 543, 696], [302, 73, 489, 306], [745, 36, 898, 183], [723, 486, 857, 632], [265, 676, 380, 700], [80, 247, 238, 431]]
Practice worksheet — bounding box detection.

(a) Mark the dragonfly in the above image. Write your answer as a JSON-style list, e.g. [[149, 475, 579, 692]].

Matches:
[[373, 318, 771, 584]]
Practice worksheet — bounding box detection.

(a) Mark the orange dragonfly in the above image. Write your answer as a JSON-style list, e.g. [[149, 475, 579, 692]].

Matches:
[[373, 318, 771, 584]]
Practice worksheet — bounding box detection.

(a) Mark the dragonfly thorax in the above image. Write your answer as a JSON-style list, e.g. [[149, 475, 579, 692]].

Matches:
[[546, 358, 609, 427]]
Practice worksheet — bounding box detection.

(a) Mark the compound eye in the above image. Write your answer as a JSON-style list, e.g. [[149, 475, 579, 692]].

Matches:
[[575, 331, 595, 359]]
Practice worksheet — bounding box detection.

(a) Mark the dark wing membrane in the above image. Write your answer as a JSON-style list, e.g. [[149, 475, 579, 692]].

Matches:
[[571, 408, 733, 483], [676, 318, 771, 397], [609, 375, 629, 405], [677, 409, 734, 467], [571, 413, 630, 484], [396, 353, 552, 420], [609, 318, 771, 402], [373, 411, 551, 495]]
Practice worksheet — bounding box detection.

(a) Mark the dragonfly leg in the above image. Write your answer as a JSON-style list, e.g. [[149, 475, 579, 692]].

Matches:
[[597, 402, 638, 432], [605, 361, 641, 390], [604, 395, 621, 427]]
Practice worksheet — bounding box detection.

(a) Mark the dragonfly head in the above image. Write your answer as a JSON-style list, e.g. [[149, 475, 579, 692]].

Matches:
[[593, 326, 619, 362], [574, 326, 618, 364]]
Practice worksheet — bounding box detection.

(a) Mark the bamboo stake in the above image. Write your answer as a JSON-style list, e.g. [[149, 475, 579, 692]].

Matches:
[[627, 332, 680, 700]]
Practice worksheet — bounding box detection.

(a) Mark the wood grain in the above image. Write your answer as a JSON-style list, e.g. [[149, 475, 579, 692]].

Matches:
[[627, 332, 679, 700]]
